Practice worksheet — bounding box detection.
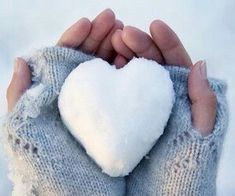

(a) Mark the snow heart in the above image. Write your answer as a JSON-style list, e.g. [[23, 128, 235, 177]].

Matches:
[[58, 58, 175, 177]]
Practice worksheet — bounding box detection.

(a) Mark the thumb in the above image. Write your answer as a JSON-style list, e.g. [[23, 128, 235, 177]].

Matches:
[[188, 60, 217, 136], [7, 58, 32, 112]]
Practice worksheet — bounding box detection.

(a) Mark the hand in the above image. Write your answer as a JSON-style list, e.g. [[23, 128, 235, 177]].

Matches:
[[7, 8, 123, 111], [111, 20, 216, 136], [115, 21, 226, 196], [5, 9, 126, 195]]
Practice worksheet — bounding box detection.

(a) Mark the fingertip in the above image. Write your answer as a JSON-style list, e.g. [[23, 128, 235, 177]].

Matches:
[[122, 26, 138, 40], [107, 21, 124, 47], [102, 8, 115, 18], [78, 18, 92, 32], [122, 26, 145, 51], [111, 29, 120, 46], [150, 19, 192, 67], [80, 9, 116, 53], [7, 58, 32, 112], [13, 57, 31, 77], [188, 60, 217, 135], [96, 8, 115, 23], [150, 19, 165, 30], [111, 29, 122, 46], [111, 29, 135, 59], [150, 20, 169, 39], [57, 18, 92, 47], [115, 19, 124, 29], [78, 17, 91, 25], [113, 55, 128, 69], [122, 26, 164, 63], [188, 60, 210, 102], [95, 19, 124, 61]]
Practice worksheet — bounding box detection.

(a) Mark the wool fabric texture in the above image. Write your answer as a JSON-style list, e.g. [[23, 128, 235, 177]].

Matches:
[[3, 46, 228, 196]]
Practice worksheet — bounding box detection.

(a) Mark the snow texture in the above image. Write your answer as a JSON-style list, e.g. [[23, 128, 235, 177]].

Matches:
[[58, 58, 174, 177], [0, 0, 234, 195]]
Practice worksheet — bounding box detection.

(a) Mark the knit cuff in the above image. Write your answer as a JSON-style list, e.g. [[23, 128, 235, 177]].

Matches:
[[25, 46, 94, 85]]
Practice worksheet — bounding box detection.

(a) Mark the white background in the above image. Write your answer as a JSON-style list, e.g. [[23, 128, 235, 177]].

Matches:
[[0, 0, 234, 195]]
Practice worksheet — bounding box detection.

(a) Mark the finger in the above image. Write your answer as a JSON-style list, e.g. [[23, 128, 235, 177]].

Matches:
[[80, 9, 116, 54], [111, 29, 135, 59], [7, 58, 32, 112], [188, 60, 217, 136], [96, 20, 124, 62], [113, 54, 128, 69], [150, 20, 192, 67], [57, 17, 91, 48], [122, 26, 164, 64]]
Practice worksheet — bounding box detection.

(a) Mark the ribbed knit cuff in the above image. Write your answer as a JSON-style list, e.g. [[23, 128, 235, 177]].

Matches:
[[26, 46, 94, 85]]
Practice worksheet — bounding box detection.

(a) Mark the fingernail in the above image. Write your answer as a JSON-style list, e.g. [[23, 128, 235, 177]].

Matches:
[[14, 58, 19, 74], [199, 60, 207, 79], [14, 58, 24, 74]]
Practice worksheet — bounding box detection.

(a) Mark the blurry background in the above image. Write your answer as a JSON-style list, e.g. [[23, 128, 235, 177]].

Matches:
[[0, 0, 234, 195]]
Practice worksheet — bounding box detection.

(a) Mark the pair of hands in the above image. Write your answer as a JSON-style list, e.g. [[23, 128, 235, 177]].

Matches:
[[7, 9, 216, 136]]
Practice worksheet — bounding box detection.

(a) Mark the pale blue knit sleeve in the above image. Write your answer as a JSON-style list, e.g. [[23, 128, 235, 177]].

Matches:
[[3, 47, 125, 196], [126, 66, 229, 196]]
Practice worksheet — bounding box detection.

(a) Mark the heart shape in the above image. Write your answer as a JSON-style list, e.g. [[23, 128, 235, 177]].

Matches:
[[58, 58, 175, 177]]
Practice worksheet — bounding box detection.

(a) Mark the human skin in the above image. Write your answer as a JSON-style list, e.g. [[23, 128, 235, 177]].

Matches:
[[6, 9, 216, 136]]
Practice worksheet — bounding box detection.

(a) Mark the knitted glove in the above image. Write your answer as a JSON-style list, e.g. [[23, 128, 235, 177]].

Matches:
[[3, 47, 125, 196], [126, 66, 229, 196]]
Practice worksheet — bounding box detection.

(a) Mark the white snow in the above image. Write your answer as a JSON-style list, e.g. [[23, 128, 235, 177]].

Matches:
[[0, 0, 234, 195], [58, 58, 174, 177]]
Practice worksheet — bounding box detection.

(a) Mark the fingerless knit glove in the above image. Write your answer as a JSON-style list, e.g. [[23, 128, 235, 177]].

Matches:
[[126, 66, 228, 196], [3, 47, 125, 196]]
